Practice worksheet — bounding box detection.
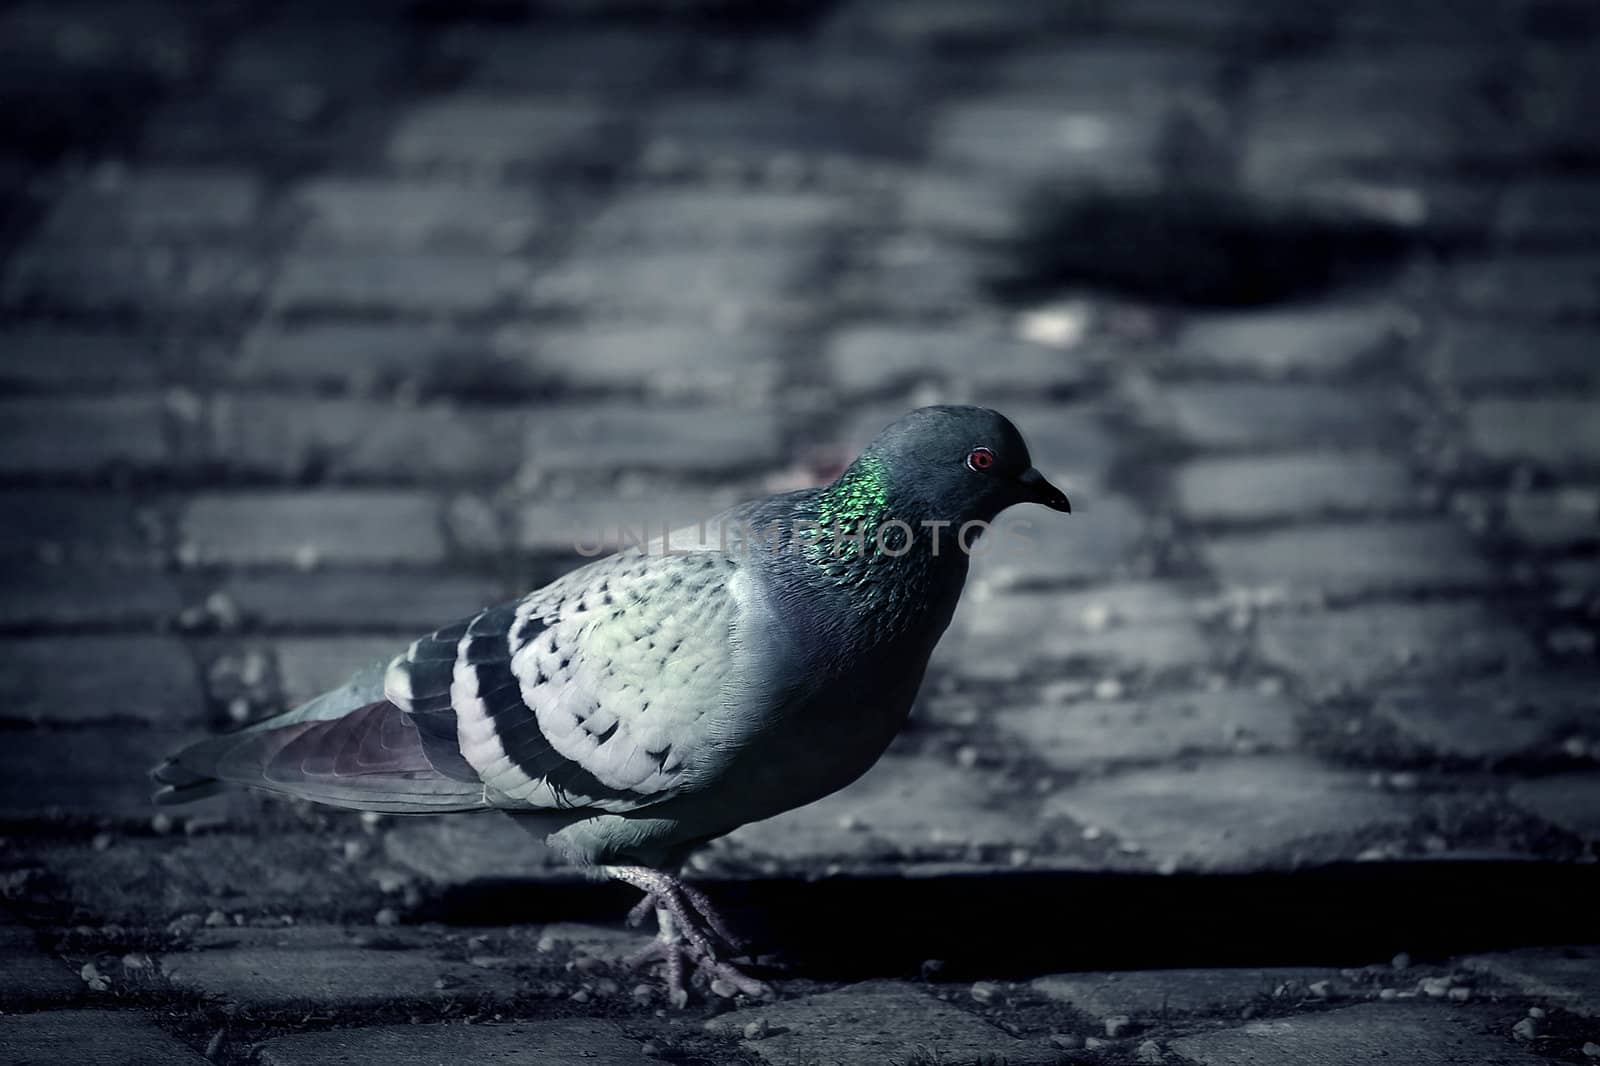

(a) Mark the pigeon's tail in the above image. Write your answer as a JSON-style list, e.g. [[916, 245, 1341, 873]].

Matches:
[[151, 673, 492, 815]]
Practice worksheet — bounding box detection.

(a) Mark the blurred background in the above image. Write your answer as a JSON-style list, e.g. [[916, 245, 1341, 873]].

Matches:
[[0, 0, 1597, 1059]]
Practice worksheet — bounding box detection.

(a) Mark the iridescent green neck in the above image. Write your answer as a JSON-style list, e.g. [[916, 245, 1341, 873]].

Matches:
[[814, 455, 890, 532]]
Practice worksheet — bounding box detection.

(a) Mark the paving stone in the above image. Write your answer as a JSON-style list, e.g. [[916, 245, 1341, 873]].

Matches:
[[515, 490, 740, 555], [1254, 603, 1538, 696], [450, 24, 695, 92], [840, 234, 991, 314], [0, 1010, 209, 1065], [722, 979, 1055, 1065], [1465, 398, 1600, 468], [206, 396, 525, 482], [1462, 946, 1600, 1017], [387, 95, 615, 173], [1454, 254, 1600, 319], [726, 751, 1041, 864], [1044, 755, 1416, 870], [898, 171, 1021, 240], [1498, 178, 1600, 244], [1, 244, 266, 315], [1374, 674, 1598, 760], [1176, 453, 1416, 522], [995, 687, 1300, 770], [1175, 303, 1410, 375], [0, 919, 80, 1001], [291, 177, 545, 249], [584, 187, 855, 245], [0, 564, 181, 628], [1203, 520, 1495, 597], [825, 323, 1097, 396], [178, 492, 447, 566], [39, 167, 261, 240], [0, 396, 170, 477], [934, 95, 1171, 186], [256, 1021, 643, 1066], [531, 245, 815, 316], [0, 725, 199, 817], [965, 493, 1149, 588], [1168, 1002, 1542, 1065], [1427, 321, 1600, 390], [273, 248, 520, 315], [272, 636, 406, 706], [510, 322, 782, 398], [161, 931, 519, 1009], [523, 405, 783, 474], [1507, 774, 1600, 843], [1497, 489, 1600, 549], [1034, 967, 1340, 1018], [237, 322, 515, 394], [642, 95, 912, 167], [0, 492, 158, 566], [0, 327, 167, 389], [221, 571, 503, 630], [384, 815, 568, 883], [1149, 383, 1410, 450], [0, 636, 204, 725]]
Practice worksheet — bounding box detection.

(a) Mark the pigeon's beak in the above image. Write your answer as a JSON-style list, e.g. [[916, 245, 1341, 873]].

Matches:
[[1018, 467, 1071, 513]]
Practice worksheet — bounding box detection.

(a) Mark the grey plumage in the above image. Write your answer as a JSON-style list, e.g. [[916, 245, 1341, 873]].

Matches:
[[153, 405, 1069, 989]]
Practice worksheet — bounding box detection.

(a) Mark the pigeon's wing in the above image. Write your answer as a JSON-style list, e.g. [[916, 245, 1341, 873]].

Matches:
[[386, 548, 760, 814]]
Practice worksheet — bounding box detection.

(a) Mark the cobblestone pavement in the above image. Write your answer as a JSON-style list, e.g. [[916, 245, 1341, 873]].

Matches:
[[2, 0, 1599, 1062]]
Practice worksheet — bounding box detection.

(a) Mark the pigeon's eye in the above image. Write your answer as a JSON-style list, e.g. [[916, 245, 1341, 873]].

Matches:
[[965, 447, 996, 472]]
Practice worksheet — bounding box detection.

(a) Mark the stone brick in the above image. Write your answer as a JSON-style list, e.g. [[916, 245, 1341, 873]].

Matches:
[[531, 245, 815, 316], [965, 492, 1149, 588], [515, 490, 739, 555], [205, 395, 525, 482], [0, 636, 205, 725], [1498, 178, 1600, 244], [899, 171, 1020, 240], [1175, 303, 1410, 375], [221, 571, 503, 630], [0, 491, 158, 566], [1045, 756, 1417, 870], [642, 95, 912, 167], [178, 492, 447, 566], [1508, 774, 1600, 843], [1462, 947, 1600, 1017], [1374, 674, 1597, 760], [161, 929, 519, 1010], [1202, 520, 1495, 597], [384, 815, 567, 883], [387, 95, 615, 173], [1255, 603, 1538, 697], [1034, 967, 1341, 1018], [1149, 383, 1410, 450], [995, 687, 1300, 771], [0, 564, 181, 628], [1176, 453, 1415, 523], [451, 24, 695, 92], [0, 725, 199, 817], [1169, 1003, 1542, 1065], [510, 322, 782, 398], [272, 636, 406, 707], [237, 322, 514, 394], [1464, 399, 1600, 468], [1454, 254, 1600, 319], [584, 187, 855, 245], [273, 248, 520, 315], [0, 396, 169, 476], [523, 405, 783, 474], [825, 323, 1097, 396], [934, 95, 1171, 186], [726, 752, 1041, 865], [257, 1020, 645, 1066], [0, 1011, 209, 1065], [0, 919, 80, 1001], [839, 233, 989, 314], [1491, 488, 1600, 549], [1427, 321, 1600, 390], [721, 980, 1056, 1065], [40, 168, 261, 240], [0, 327, 167, 389], [291, 177, 545, 249], [1, 244, 266, 315]]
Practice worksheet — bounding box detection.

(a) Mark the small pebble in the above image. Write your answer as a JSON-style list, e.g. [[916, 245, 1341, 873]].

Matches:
[[593, 978, 620, 997], [1093, 678, 1124, 701], [204, 1030, 226, 1061], [1308, 980, 1333, 999], [640, 1041, 663, 1056], [1136, 1039, 1164, 1064], [954, 745, 980, 768], [1379, 988, 1398, 1001], [710, 977, 739, 998], [632, 983, 654, 1005], [569, 988, 590, 1004], [1050, 1033, 1085, 1050], [1084, 1036, 1109, 1050], [1528, 1007, 1546, 1019], [1512, 1017, 1538, 1041], [92, 832, 113, 852], [702, 1018, 727, 1034], [1391, 952, 1412, 971], [1419, 976, 1453, 998], [970, 980, 1000, 1004], [79, 963, 101, 983], [374, 907, 399, 927], [1448, 987, 1471, 1002], [151, 813, 175, 835], [121, 952, 151, 972], [204, 910, 228, 928], [743, 1019, 770, 1040], [1581, 1041, 1599, 1058], [1104, 1014, 1132, 1038]]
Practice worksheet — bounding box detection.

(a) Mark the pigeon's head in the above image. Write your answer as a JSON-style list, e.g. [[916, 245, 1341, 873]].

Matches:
[[860, 405, 1071, 523]]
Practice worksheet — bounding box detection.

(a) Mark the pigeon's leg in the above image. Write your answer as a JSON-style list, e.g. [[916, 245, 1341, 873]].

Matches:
[[604, 865, 769, 1004]]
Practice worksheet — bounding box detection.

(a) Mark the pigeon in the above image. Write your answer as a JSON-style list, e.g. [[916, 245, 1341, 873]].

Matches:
[[153, 405, 1070, 1003]]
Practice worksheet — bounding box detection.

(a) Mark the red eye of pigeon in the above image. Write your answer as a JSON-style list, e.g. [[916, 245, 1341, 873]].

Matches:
[[966, 446, 995, 472]]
